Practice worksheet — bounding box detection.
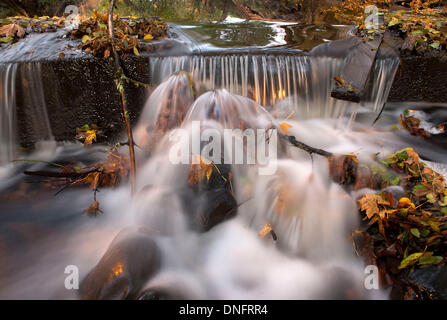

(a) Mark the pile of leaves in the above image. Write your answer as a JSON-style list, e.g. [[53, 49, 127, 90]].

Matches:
[[331, 148, 447, 288], [0, 15, 67, 43], [323, 0, 391, 25], [385, 8, 447, 52], [70, 10, 168, 58]]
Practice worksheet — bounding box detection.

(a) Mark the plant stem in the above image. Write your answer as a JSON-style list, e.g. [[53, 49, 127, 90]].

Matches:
[[108, 0, 137, 197]]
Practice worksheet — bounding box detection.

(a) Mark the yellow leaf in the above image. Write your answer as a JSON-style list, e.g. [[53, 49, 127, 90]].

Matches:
[[82, 35, 90, 43], [144, 34, 153, 42], [259, 223, 273, 238], [398, 252, 424, 269], [133, 46, 140, 56], [279, 122, 293, 135], [84, 129, 97, 146], [398, 197, 416, 209]]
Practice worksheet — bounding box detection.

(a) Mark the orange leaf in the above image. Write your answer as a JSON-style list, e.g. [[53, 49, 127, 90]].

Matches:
[[259, 223, 274, 238], [187, 154, 213, 185], [279, 122, 293, 135]]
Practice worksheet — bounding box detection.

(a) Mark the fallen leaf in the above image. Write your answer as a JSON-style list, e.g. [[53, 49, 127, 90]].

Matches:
[[398, 252, 424, 269], [84, 200, 101, 216], [82, 34, 90, 43], [358, 193, 390, 219], [279, 122, 293, 135], [0, 24, 25, 38], [259, 223, 274, 238], [144, 34, 153, 42]]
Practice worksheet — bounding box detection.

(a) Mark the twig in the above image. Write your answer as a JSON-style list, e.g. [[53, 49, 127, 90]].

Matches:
[[108, 0, 137, 197], [276, 130, 333, 158]]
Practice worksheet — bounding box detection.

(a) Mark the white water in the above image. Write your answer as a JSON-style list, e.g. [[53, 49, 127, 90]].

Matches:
[[0, 42, 417, 300], [0, 62, 53, 167], [150, 54, 399, 122]]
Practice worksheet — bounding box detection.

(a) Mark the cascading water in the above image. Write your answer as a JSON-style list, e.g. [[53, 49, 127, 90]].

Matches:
[[0, 62, 54, 166], [150, 53, 399, 122], [0, 64, 18, 165], [1, 20, 439, 300]]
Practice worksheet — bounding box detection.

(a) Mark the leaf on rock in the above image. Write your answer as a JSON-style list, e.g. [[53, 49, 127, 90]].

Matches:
[[0, 23, 25, 38], [358, 193, 390, 219], [144, 34, 153, 42], [398, 252, 424, 269], [418, 254, 443, 266], [82, 35, 90, 43]]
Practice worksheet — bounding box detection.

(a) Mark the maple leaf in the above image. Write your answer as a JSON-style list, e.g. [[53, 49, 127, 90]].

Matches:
[[358, 194, 390, 219], [187, 154, 213, 186], [279, 122, 293, 135], [0, 24, 25, 38]]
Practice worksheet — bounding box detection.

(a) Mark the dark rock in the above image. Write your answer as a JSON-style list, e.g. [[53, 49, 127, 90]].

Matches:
[[331, 34, 383, 103], [180, 185, 238, 233], [407, 265, 447, 300], [79, 227, 161, 300], [14, 55, 150, 149], [388, 54, 447, 103]]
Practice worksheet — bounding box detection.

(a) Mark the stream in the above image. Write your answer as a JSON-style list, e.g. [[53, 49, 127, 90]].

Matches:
[[0, 19, 446, 299]]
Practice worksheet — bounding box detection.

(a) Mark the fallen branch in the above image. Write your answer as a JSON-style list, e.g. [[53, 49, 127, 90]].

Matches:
[[277, 130, 333, 158], [108, 0, 137, 197]]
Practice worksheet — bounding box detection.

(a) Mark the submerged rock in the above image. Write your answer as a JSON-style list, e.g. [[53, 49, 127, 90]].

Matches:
[[79, 227, 161, 300]]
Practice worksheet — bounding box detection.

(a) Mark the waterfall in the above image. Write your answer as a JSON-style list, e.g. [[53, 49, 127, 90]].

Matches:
[[0, 64, 18, 165], [150, 53, 399, 121], [0, 62, 53, 165]]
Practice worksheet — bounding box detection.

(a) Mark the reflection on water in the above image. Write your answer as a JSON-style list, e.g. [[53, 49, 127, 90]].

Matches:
[[169, 20, 353, 51]]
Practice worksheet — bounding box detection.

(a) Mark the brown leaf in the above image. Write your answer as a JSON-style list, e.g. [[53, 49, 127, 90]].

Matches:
[[187, 154, 213, 186], [400, 114, 430, 139], [84, 201, 101, 216], [358, 194, 390, 219], [0, 24, 25, 38]]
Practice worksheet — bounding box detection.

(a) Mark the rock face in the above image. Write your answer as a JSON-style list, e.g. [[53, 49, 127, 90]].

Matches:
[[388, 53, 447, 103], [13, 55, 151, 149], [407, 266, 447, 300]]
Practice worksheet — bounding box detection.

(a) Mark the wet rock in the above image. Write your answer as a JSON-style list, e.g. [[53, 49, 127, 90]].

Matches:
[[13, 56, 150, 149], [331, 34, 383, 103], [388, 54, 447, 103], [181, 186, 238, 233], [79, 227, 161, 300], [407, 265, 447, 300]]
